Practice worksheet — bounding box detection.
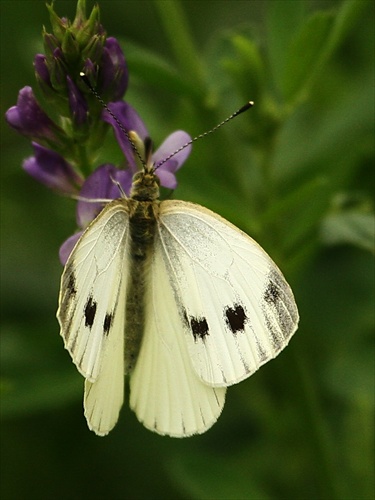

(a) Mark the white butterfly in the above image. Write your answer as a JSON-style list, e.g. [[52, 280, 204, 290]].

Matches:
[[57, 161, 299, 438]]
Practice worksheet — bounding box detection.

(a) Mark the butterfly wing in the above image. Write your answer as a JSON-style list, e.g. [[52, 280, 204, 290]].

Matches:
[[84, 309, 124, 436], [130, 233, 226, 437], [157, 200, 299, 387], [57, 200, 130, 434]]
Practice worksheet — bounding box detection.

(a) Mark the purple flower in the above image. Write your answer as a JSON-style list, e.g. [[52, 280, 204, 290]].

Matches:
[[99, 37, 128, 101], [42, 32, 59, 57], [59, 164, 132, 264], [5, 87, 62, 143], [59, 232, 82, 266], [34, 54, 52, 87], [6, 1, 192, 268], [151, 131, 192, 189], [82, 58, 96, 81], [67, 76, 88, 125], [76, 164, 132, 228], [23, 142, 83, 194], [50, 47, 67, 90], [103, 101, 192, 189]]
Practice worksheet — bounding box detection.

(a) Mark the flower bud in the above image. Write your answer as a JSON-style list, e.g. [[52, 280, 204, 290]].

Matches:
[[23, 142, 82, 194], [5, 86, 62, 144], [67, 76, 88, 126]]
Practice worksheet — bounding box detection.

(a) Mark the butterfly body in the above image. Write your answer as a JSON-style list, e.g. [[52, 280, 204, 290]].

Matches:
[[57, 165, 299, 437], [125, 170, 160, 372]]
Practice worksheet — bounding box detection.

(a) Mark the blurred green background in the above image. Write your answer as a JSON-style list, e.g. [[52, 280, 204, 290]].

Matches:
[[1, 1, 374, 499]]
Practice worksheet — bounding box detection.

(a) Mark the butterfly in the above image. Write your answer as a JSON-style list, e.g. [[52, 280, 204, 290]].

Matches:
[[57, 116, 299, 439]]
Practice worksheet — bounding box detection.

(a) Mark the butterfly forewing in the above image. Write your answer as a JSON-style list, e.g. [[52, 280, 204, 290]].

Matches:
[[130, 235, 226, 437], [57, 200, 130, 381], [157, 200, 299, 387]]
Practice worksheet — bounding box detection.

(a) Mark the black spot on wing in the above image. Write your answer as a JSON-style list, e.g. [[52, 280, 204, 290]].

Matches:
[[180, 307, 210, 342], [84, 296, 97, 329], [103, 312, 113, 336], [67, 273, 77, 296], [190, 316, 209, 342], [261, 270, 298, 349], [181, 308, 210, 342], [264, 280, 280, 305], [181, 307, 189, 328], [224, 304, 248, 334]]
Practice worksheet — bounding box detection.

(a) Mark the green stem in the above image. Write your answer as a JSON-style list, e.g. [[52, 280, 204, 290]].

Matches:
[[153, 0, 206, 90], [75, 143, 91, 178]]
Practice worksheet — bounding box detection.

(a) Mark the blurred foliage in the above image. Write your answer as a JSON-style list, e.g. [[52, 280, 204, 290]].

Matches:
[[0, 1, 374, 499]]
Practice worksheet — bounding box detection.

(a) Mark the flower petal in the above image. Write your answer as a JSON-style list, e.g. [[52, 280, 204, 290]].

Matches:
[[59, 231, 83, 265], [67, 76, 88, 125], [23, 142, 82, 193], [5, 86, 61, 141], [82, 58, 96, 81], [156, 168, 178, 190], [77, 164, 133, 228], [34, 54, 51, 86], [151, 130, 192, 189], [100, 37, 128, 101], [152, 130, 192, 172], [102, 101, 149, 170]]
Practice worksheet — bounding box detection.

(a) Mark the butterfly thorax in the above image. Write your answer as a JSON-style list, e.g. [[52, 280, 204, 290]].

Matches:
[[125, 168, 161, 373]]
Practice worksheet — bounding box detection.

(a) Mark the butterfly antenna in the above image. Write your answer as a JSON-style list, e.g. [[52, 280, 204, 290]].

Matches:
[[80, 72, 146, 168], [154, 101, 254, 170]]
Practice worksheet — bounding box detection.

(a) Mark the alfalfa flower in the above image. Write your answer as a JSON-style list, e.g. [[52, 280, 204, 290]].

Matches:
[[5, 0, 192, 266]]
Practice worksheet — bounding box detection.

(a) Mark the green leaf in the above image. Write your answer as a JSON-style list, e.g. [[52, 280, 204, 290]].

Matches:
[[219, 33, 282, 144], [281, 11, 333, 103], [222, 35, 265, 103], [266, 0, 306, 92], [280, 0, 371, 105], [323, 0, 372, 63], [320, 211, 375, 252], [46, 2, 66, 41]]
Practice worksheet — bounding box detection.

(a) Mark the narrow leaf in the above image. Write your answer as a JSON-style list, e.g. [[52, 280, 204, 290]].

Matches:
[[281, 11, 333, 102]]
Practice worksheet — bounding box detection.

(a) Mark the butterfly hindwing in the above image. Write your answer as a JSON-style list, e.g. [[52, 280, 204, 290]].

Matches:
[[83, 296, 125, 436], [130, 233, 226, 437], [157, 200, 299, 387]]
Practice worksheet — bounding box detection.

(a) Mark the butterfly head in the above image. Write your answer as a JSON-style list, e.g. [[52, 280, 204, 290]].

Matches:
[[130, 165, 160, 202], [127, 133, 160, 201]]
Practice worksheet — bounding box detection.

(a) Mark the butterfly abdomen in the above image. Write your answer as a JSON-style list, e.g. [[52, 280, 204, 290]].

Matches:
[[124, 199, 159, 373]]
